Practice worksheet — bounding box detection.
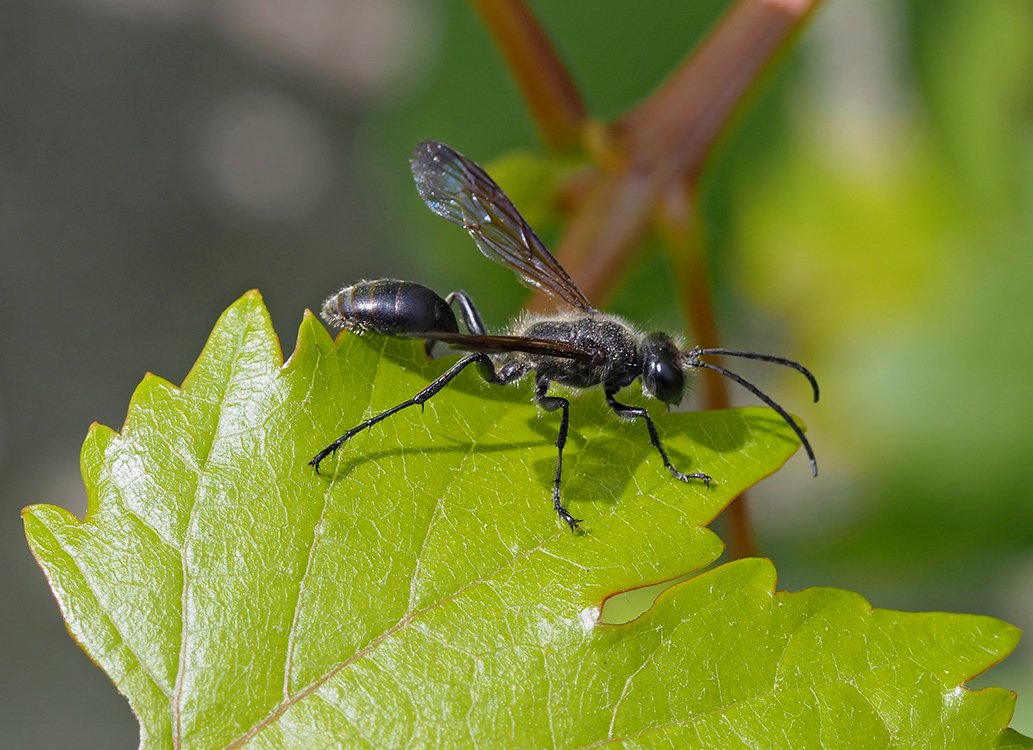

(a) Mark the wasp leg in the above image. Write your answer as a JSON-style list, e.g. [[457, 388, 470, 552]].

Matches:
[[425, 290, 488, 358], [604, 389, 712, 486], [310, 352, 499, 473], [536, 376, 582, 532], [445, 290, 487, 334]]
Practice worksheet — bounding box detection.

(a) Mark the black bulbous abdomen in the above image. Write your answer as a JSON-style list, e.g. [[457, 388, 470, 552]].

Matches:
[[321, 279, 459, 336]]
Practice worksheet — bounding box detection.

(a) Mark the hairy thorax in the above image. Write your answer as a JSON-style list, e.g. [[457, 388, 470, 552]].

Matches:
[[510, 312, 642, 390]]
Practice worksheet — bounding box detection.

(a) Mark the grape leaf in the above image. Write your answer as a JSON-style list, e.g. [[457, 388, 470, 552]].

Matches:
[[24, 291, 1027, 748]]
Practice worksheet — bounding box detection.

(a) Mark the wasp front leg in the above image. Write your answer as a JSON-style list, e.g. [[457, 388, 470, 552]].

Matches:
[[604, 388, 712, 486]]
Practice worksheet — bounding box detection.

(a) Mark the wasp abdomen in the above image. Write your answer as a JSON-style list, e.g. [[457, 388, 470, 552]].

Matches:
[[321, 279, 460, 336]]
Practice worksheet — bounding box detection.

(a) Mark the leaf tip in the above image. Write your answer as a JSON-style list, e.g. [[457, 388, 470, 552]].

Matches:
[[82, 420, 116, 454], [995, 620, 1024, 656], [22, 502, 79, 542], [179, 290, 283, 392]]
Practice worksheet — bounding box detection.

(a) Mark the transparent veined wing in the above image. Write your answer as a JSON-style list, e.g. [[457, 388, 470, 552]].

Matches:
[[411, 140, 594, 311]]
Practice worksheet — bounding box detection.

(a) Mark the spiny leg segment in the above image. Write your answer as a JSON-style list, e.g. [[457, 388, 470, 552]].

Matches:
[[536, 376, 582, 532], [309, 352, 499, 472], [604, 388, 712, 486]]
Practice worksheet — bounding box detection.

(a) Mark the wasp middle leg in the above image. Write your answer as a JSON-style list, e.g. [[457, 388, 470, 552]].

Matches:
[[536, 375, 582, 532]]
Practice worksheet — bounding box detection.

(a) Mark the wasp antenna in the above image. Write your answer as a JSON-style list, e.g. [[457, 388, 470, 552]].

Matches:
[[690, 348, 819, 402], [689, 359, 818, 476]]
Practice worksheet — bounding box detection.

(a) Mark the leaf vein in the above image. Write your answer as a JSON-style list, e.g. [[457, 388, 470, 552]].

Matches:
[[172, 314, 254, 748], [36, 521, 174, 702]]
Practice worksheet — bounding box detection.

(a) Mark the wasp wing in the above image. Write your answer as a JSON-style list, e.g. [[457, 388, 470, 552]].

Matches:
[[417, 331, 592, 361], [411, 140, 594, 311]]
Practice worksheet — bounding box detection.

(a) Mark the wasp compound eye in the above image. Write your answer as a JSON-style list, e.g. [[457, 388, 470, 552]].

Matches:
[[640, 333, 685, 405], [646, 359, 684, 404]]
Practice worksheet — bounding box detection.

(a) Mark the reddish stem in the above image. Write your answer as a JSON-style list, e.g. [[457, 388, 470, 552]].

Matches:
[[617, 0, 820, 173], [468, 0, 588, 151], [543, 0, 823, 304]]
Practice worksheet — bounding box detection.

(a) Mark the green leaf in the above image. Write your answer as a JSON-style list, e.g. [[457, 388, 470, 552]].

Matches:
[[24, 292, 1026, 748]]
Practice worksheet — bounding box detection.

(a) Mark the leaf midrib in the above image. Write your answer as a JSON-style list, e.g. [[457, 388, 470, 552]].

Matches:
[[281, 337, 387, 701], [173, 312, 257, 749]]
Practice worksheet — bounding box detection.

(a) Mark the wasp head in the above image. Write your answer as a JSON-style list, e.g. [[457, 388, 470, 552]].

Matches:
[[641, 332, 686, 404]]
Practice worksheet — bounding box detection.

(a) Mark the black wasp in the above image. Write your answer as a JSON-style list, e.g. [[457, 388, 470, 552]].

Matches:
[[310, 141, 819, 531]]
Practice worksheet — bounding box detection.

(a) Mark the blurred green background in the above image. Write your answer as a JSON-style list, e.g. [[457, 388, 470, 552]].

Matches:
[[2, 0, 1030, 744]]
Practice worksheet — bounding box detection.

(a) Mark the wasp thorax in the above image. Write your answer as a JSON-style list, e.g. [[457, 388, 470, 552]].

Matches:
[[641, 332, 685, 404]]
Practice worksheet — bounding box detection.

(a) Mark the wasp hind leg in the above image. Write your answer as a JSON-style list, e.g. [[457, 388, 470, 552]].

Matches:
[[310, 352, 501, 473], [425, 290, 487, 358]]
